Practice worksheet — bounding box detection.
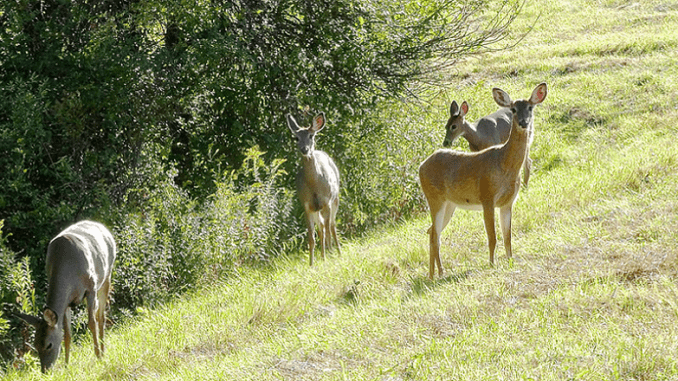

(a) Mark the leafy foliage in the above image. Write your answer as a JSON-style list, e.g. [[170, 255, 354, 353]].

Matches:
[[108, 147, 297, 317]]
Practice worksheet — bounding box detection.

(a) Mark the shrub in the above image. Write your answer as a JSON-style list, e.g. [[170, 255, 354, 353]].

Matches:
[[108, 147, 298, 318], [0, 221, 38, 366]]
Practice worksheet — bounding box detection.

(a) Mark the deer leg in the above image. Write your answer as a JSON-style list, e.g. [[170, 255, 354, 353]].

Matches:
[[429, 202, 455, 279], [317, 212, 327, 261], [429, 223, 440, 280], [63, 308, 72, 364], [330, 198, 341, 255], [97, 281, 110, 355], [321, 207, 332, 257], [499, 205, 513, 259], [306, 214, 316, 266], [482, 202, 497, 266], [86, 292, 102, 358], [438, 203, 456, 276]]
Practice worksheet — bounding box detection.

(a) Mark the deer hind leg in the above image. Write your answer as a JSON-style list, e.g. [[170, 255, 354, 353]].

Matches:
[[86, 292, 102, 358], [330, 197, 341, 255], [321, 205, 333, 257], [429, 201, 455, 279], [96, 280, 111, 355], [499, 205, 513, 259], [482, 202, 497, 266]]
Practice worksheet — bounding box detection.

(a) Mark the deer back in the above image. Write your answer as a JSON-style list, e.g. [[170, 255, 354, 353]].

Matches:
[[45, 221, 116, 308]]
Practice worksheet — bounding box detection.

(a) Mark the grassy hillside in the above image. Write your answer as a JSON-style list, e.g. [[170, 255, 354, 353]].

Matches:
[[5, 0, 678, 379]]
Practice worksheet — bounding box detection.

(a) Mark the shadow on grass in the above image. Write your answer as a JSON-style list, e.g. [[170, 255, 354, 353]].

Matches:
[[406, 270, 473, 299], [337, 280, 362, 306]]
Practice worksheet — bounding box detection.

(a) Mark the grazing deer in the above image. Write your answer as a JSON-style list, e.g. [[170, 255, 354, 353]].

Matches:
[[14, 220, 116, 372], [420, 83, 547, 279], [287, 112, 341, 265], [442, 100, 533, 187]]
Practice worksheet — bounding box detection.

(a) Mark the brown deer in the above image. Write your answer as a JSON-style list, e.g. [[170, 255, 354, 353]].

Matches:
[[442, 100, 533, 187], [14, 220, 116, 372], [287, 112, 341, 265], [419, 83, 547, 279]]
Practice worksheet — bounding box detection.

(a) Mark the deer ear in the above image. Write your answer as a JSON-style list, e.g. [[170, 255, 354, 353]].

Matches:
[[530, 82, 547, 105], [492, 88, 512, 108], [43, 308, 57, 328], [449, 101, 459, 116], [460, 101, 469, 117], [311, 112, 325, 132], [14, 311, 42, 327], [286, 114, 300, 134]]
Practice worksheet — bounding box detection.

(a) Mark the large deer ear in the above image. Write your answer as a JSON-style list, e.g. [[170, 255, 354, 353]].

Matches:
[[459, 101, 469, 117], [286, 114, 300, 134], [14, 311, 42, 327], [311, 112, 326, 132], [530, 82, 548, 105], [492, 88, 512, 108], [449, 101, 459, 116], [43, 308, 57, 328]]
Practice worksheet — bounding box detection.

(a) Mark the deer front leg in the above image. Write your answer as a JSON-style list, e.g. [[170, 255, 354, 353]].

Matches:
[[482, 202, 497, 266], [306, 215, 315, 266], [63, 308, 72, 364], [499, 205, 513, 259]]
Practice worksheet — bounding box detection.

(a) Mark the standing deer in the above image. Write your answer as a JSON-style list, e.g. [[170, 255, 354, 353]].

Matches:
[[14, 220, 116, 372], [419, 83, 547, 279], [442, 100, 533, 187], [287, 112, 341, 265]]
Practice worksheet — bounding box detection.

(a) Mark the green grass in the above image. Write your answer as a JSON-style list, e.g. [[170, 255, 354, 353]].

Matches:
[[5, 0, 678, 379]]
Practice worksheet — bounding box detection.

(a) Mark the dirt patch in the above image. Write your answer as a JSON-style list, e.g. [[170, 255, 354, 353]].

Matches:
[[271, 350, 367, 379]]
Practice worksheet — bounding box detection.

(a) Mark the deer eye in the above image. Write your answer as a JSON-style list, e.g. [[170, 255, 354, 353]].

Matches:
[[510, 107, 517, 114], [45, 343, 53, 351]]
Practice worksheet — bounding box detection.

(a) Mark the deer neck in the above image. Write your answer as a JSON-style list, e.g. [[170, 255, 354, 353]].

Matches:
[[464, 121, 485, 152], [301, 152, 322, 183], [45, 271, 77, 320], [499, 122, 529, 174]]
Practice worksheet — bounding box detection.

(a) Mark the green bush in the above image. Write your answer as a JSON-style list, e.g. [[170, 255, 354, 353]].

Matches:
[[335, 100, 440, 234], [0, 221, 38, 365], [109, 147, 298, 317]]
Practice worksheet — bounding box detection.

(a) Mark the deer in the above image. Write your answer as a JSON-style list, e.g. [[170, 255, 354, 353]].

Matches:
[[287, 112, 341, 266], [442, 99, 534, 187], [14, 220, 116, 372], [419, 83, 547, 279]]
